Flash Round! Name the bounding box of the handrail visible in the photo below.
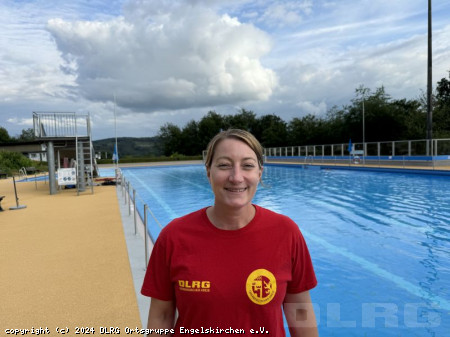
[33,111,90,139]
[116,169,163,269]
[18,167,27,181]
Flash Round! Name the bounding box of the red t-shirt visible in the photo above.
[141,205,317,336]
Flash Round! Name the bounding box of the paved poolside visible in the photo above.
[266,160,450,172]
[0,176,142,333]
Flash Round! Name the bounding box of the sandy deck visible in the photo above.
[0,177,141,332]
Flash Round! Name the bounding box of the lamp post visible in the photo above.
[114,93,118,170]
[362,94,366,165]
[426,0,433,156]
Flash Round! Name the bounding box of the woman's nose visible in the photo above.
[229,166,244,182]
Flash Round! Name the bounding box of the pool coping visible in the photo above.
[265,162,450,176]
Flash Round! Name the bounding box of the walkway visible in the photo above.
[0,177,141,332]
[265,159,450,172]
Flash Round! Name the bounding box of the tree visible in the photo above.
[433,73,450,137]
[223,109,258,132]
[17,128,36,141]
[0,126,11,143]
[198,111,224,148]
[255,114,287,148]
[288,115,320,145]
[324,105,349,143]
[180,120,201,155]
[348,86,414,142]
[436,73,450,107]
[158,123,183,156]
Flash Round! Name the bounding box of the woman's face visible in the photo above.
[207,138,262,211]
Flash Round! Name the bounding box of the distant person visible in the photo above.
[141,129,318,336]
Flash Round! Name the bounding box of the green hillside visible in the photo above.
[93,137,163,158]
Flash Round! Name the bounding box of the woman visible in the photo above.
[141,129,318,336]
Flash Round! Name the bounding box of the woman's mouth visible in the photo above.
[225,187,247,192]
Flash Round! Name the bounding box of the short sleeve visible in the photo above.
[141,231,174,301]
[286,228,317,293]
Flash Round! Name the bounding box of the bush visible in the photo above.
[0,151,34,176]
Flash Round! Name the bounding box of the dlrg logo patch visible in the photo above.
[246,269,277,305]
[178,280,211,292]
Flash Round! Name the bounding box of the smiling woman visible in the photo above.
[205,129,263,229]
[141,129,318,337]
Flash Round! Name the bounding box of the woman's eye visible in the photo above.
[243,164,255,169]
[217,163,231,169]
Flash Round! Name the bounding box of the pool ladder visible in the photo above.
[19,167,27,181]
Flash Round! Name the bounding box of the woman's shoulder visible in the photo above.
[175,207,206,223]
[160,207,207,235]
[254,205,299,231]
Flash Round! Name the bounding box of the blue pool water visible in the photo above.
[117,164,450,336]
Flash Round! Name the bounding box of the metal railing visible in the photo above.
[18,167,27,181]
[116,169,163,269]
[264,138,450,169]
[33,111,91,138]
[264,138,450,157]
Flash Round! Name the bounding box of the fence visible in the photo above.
[264,139,450,157]
[264,138,450,168]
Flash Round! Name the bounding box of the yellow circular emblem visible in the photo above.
[246,269,277,305]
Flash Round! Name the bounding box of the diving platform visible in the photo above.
[33,112,99,195]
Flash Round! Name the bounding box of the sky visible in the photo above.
[1,0,449,140]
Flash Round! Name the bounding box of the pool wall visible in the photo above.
[266,155,450,168]
[265,161,450,176]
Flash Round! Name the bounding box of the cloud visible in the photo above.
[46,1,277,112]
[258,0,313,27]
[1,0,449,140]
[6,118,33,127]
[0,1,80,104]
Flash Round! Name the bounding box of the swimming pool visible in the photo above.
[118,164,450,336]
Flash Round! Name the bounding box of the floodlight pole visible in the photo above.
[426,0,433,156]
[114,93,118,170]
[362,94,366,165]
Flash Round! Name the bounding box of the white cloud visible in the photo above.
[46,1,278,112]
[1,0,449,140]
[295,100,327,116]
[258,1,313,27]
[6,118,33,127]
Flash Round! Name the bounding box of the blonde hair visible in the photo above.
[204,129,264,169]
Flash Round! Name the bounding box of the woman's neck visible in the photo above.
[206,204,255,230]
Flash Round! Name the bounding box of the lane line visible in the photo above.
[126,171,179,220]
[303,230,450,311]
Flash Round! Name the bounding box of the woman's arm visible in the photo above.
[147,298,176,329]
[283,291,319,337]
